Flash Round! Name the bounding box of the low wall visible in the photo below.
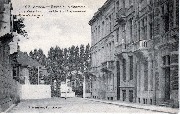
[21,85,51,100]
[85,93,91,98]
[61,92,75,98]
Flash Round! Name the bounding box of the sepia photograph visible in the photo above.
[0,0,179,113]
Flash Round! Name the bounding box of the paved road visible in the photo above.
[9,97,167,113]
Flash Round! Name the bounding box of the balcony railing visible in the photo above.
[139,40,148,49]
[115,43,127,55]
[133,40,152,51]
[101,61,115,72]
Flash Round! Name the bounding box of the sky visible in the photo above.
[11,0,107,55]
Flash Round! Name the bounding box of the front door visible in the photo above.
[164,67,170,100]
[116,61,120,100]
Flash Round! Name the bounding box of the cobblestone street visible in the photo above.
[9,97,168,113]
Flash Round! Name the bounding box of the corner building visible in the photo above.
[0,0,21,112]
[89,0,179,108]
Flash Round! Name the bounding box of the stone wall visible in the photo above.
[0,39,20,112]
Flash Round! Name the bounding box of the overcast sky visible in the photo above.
[11,0,106,55]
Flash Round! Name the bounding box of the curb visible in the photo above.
[3,104,16,113]
[85,98,179,114]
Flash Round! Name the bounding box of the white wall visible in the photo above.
[61,92,75,98]
[20,85,51,100]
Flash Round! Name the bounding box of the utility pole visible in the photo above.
[65,75,67,99]
[83,75,86,98]
[38,66,39,85]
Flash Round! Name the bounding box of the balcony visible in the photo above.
[101,61,115,72]
[115,43,127,55]
[116,8,127,23]
[133,40,153,59]
[133,40,153,51]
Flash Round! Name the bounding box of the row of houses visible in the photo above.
[89,0,178,108]
[0,0,49,111]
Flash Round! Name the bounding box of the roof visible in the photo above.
[88,0,112,26]
[16,51,45,69]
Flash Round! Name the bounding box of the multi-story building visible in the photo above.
[89,0,117,100]
[89,0,179,108]
[0,0,21,112]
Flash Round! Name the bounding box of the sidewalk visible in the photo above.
[85,98,179,114]
[3,104,16,113]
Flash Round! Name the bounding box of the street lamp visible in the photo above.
[64,66,69,99]
[83,73,86,98]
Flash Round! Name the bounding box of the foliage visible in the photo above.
[28,44,91,97]
[13,16,28,37]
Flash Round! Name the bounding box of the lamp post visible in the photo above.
[65,66,69,99]
[83,74,86,98]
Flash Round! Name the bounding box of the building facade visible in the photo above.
[0,0,21,112]
[89,0,178,108]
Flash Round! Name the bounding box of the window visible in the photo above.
[150,69,153,90]
[144,61,148,91]
[116,28,119,42]
[143,98,145,104]
[122,0,125,9]
[163,55,170,66]
[98,25,100,39]
[129,18,133,42]
[134,24,138,41]
[164,14,169,32]
[13,67,18,79]
[122,90,126,101]
[102,21,104,37]
[138,21,140,41]
[149,13,153,39]
[129,0,133,7]
[129,90,133,102]
[95,27,97,41]
[122,24,126,44]
[123,59,126,81]
[106,18,108,35]
[150,99,153,105]
[138,98,141,103]
[116,1,119,11]
[109,15,112,32]
[129,56,133,80]
[149,23,153,39]
[141,17,147,40]
[162,5,164,15]
[176,0,179,25]
[155,72,159,90]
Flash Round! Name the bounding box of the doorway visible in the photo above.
[116,61,120,100]
[164,67,170,100]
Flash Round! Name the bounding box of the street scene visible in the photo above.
[0,0,179,113]
[8,98,168,113]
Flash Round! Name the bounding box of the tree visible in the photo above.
[13,15,28,37]
[42,44,91,97]
[28,48,48,85]
[84,43,91,71]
